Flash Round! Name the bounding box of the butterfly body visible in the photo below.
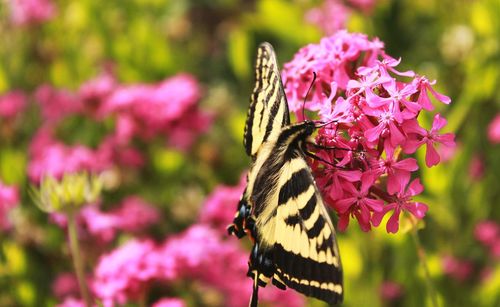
[228,43,343,306]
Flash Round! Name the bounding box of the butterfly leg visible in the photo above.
[227,195,252,239]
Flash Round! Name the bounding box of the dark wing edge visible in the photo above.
[243,42,291,157]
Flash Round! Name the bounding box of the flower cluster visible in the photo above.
[282,31,455,233]
[7,0,56,26]
[92,225,303,307]
[474,220,500,260]
[198,175,247,233]
[50,196,160,243]
[0,90,27,120]
[28,73,210,182]
[0,180,19,231]
[306,0,377,35]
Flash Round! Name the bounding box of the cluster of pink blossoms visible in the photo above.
[0,91,27,120]
[7,0,56,26]
[28,72,211,182]
[50,196,161,243]
[282,31,455,233]
[92,225,303,307]
[306,0,377,35]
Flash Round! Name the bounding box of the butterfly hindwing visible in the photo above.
[244,42,291,157]
[272,152,343,304]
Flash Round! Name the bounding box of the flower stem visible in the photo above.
[67,210,92,307]
[410,219,438,307]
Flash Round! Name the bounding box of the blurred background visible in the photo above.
[0,0,499,306]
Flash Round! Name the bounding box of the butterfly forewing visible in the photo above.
[244,42,291,157]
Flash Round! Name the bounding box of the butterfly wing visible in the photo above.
[273,154,343,304]
[243,42,291,158]
[254,145,343,305]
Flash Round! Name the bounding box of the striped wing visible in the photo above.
[244,42,291,157]
[257,154,343,304]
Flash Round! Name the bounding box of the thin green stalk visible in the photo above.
[67,210,92,307]
[410,220,438,307]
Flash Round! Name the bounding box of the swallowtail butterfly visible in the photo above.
[228,42,343,306]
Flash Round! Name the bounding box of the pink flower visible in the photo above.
[370,148,418,194]
[348,0,377,14]
[27,132,111,183]
[0,181,19,231]
[35,85,83,123]
[8,0,55,26]
[102,74,210,147]
[152,298,186,307]
[403,114,455,167]
[111,196,160,232]
[93,239,160,304]
[282,30,453,232]
[413,76,451,111]
[372,179,428,233]
[93,225,303,306]
[487,114,500,144]
[335,174,384,231]
[305,0,350,35]
[442,255,474,282]
[56,297,87,307]
[0,90,26,119]
[199,176,246,233]
[468,154,485,180]
[78,72,117,117]
[52,273,80,299]
[474,220,499,247]
[282,31,384,112]
[51,197,160,242]
[379,280,404,301]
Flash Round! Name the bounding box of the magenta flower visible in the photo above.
[28,133,111,183]
[487,113,500,144]
[335,174,384,231]
[305,0,350,35]
[413,76,451,111]
[283,30,453,233]
[52,272,80,299]
[371,148,418,194]
[442,255,474,282]
[93,239,160,304]
[93,225,303,306]
[152,298,186,307]
[474,220,499,247]
[379,280,404,301]
[372,179,428,233]
[363,102,406,149]
[199,176,246,233]
[35,85,83,123]
[0,90,26,119]
[0,181,19,231]
[8,0,56,26]
[282,30,384,112]
[403,114,455,167]
[56,297,87,307]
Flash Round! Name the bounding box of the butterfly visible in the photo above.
[228,42,343,306]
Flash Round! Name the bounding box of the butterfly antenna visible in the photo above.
[302,72,317,121]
